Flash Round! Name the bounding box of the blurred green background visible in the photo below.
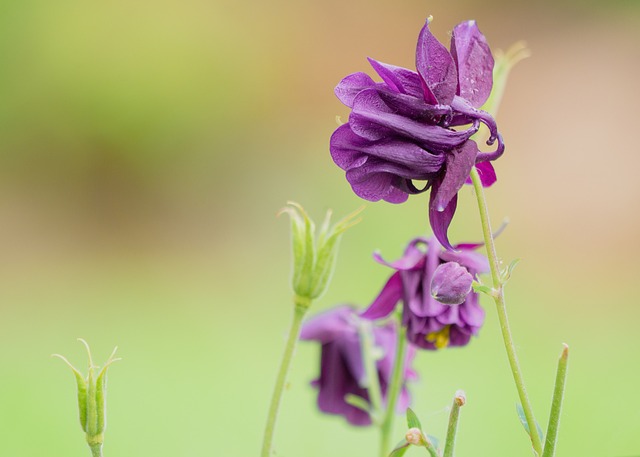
[0,0,639,455]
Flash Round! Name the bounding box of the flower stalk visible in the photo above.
[443,391,466,457]
[542,344,569,457]
[469,166,543,455]
[261,303,307,457]
[379,325,408,457]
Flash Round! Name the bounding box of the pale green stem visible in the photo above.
[379,325,408,457]
[358,320,384,419]
[470,167,543,455]
[443,395,464,457]
[89,444,102,457]
[261,298,308,457]
[542,344,569,457]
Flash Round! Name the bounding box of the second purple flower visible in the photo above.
[330,19,504,250]
[361,237,489,350]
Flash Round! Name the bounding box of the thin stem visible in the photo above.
[89,444,102,457]
[542,344,569,457]
[379,325,408,457]
[443,393,465,457]
[358,320,384,419]
[261,300,308,457]
[470,167,543,455]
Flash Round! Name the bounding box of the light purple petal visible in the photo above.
[373,239,428,270]
[360,272,403,320]
[450,20,494,108]
[429,177,458,251]
[335,72,377,108]
[430,262,473,305]
[300,306,355,343]
[431,140,478,212]
[459,295,485,327]
[440,249,490,275]
[465,161,497,187]
[415,19,458,105]
[338,334,366,386]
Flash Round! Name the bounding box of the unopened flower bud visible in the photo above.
[405,427,424,446]
[279,202,362,305]
[53,339,120,456]
[430,262,473,305]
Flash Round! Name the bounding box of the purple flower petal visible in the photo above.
[330,123,445,174]
[415,19,458,105]
[431,140,479,212]
[450,20,494,108]
[440,249,490,275]
[430,262,473,305]
[300,305,355,343]
[349,89,478,148]
[429,178,458,251]
[335,72,377,108]
[459,295,485,327]
[464,161,497,187]
[373,239,428,270]
[360,272,403,319]
[367,58,424,98]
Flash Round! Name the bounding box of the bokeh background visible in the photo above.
[0,0,639,455]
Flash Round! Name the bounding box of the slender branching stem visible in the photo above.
[470,166,543,455]
[379,325,408,457]
[542,344,569,457]
[261,299,308,457]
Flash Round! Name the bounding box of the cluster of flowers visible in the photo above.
[302,19,501,425]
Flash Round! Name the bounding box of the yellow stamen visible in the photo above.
[426,326,450,349]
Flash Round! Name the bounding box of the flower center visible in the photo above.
[426,325,450,349]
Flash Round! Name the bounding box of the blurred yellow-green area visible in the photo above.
[1,0,639,455]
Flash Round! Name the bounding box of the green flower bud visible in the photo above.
[279,202,362,306]
[53,339,120,457]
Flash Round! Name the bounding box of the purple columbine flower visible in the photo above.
[330,19,503,250]
[300,305,416,426]
[361,237,489,350]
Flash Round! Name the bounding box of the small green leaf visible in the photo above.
[344,394,370,413]
[501,258,521,284]
[472,282,495,297]
[516,404,544,442]
[406,408,423,430]
[389,440,410,457]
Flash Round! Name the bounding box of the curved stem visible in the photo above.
[470,167,543,455]
[261,302,308,457]
[379,325,408,457]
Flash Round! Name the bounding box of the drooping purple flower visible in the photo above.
[361,237,488,350]
[330,19,503,250]
[300,305,417,426]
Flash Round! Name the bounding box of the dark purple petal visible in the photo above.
[415,19,458,105]
[344,157,410,203]
[448,326,473,347]
[335,72,377,108]
[338,333,366,385]
[367,58,424,97]
[429,177,458,251]
[360,272,403,319]
[450,20,494,108]
[349,88,478,148]
[431,140,478,212]
[330,123,445,173]
[430,262,473,305]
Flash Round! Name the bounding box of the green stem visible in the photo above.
[358,320,384,419]
[443,393,465,457]
[89,444,102,457]
[542,344,569,457]
[261,300,308,457]
[379,325,408,457]
[470,167,543,455]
